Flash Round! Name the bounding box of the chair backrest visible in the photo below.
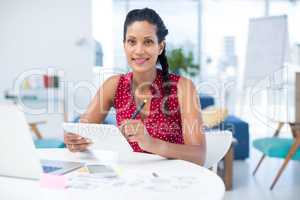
[204,130,233,168]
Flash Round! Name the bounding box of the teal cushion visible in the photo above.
[253,138,300,161]
[34,138,65,149]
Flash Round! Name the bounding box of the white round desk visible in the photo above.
[0,148,225,200]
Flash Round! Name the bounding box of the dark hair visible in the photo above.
[123,8,171,114]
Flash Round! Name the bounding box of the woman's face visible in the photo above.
[124,21,164,73]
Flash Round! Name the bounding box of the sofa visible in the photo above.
[199,94,249,160]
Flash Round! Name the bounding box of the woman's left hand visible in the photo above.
[120,119,154,150]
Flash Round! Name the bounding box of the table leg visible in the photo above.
[223,144,233,190]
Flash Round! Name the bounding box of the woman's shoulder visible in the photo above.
[177,75,196,93]
[103,71,132,86]
[99,75,120,99]
[104,74,121,87]
[166,71,191,85]
[104,71,135,96]
[156,68,179,82]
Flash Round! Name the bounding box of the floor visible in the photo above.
[224,95,300,200]
[224,150,300,200]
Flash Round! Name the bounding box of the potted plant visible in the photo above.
[167,47,200,77]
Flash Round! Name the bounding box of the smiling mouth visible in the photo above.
[132,58,150,65]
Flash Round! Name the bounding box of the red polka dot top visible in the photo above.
[113,68,184,152]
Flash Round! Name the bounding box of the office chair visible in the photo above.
[252,122,300,190]
[204,131,233,171]
[29,120,65,148]
[202,106,232,168]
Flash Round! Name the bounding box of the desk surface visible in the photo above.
[0,149,225,200]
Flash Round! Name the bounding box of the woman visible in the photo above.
[64,8,206,165]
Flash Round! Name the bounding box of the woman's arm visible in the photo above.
[79,75,120,123]
[64,75,120,152]
[146,77,206,165]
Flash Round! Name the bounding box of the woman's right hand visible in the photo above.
[64,133,92,152]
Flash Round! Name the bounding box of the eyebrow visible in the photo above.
[126,35,155,39]
[144,36,154,39]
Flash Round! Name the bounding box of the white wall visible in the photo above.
[0,0,94,95]
[0,0,94,138]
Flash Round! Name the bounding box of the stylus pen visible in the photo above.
[131,99,147,119]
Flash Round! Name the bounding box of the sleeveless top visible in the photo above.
[113,68,184,152]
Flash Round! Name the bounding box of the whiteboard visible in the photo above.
[244,15,289,84]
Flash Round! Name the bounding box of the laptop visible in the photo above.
[0,103,83,180]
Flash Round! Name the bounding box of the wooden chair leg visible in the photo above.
[29,123,43,139]
[273,122,284,137]
[252,154,266,176]
[223,144,233,190]
[28,121,46,140]
[270,140,300,190]
[253,122,284,176]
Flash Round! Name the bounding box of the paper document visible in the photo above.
[67,168,202,192]
[63,123,131,152]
